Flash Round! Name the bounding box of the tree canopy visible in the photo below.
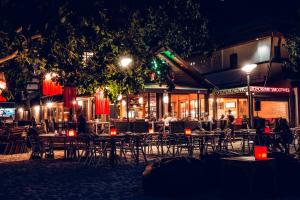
[0,0,210,103]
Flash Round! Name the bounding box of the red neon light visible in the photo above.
[250,86,290,93]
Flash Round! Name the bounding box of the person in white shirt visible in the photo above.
[163,114,173,127]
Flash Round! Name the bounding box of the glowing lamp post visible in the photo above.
[241,64,257,128]
[119,57,133,68]
[254,146,268,160]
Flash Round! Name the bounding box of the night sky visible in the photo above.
[201,0,300,45]
[1,0,299,47]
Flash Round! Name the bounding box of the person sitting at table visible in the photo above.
[31,116,37,127]
[226,110,235,140]
[219,114,225,120]
[273,118,293,153]
[163,113,172,129]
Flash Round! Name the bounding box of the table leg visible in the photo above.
[64,138,67,159]
[200,137,204,157]
[110,138,116,166]
[136,137,140,165]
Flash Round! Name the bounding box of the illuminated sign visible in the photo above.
[214,86,290,95]
[225,102,236,108]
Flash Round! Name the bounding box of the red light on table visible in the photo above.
[254,146,268,160]
[110,127,117,136]
[148,128,154,134]
[185,128,192,136]
[264,127,270,134]
[67,129,77,137]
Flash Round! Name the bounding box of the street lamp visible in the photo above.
[119,56,133,68]
[242,64,257,128]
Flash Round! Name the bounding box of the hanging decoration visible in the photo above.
[42,73,63,96]
[0,95,7,102]
[95,90,110,115]
[63,87,76,108]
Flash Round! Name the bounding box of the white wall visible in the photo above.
[221,37,271,69]
[188,35,288,74]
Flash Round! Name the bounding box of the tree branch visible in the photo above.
[0,34,42,65]
[0,50,18,64]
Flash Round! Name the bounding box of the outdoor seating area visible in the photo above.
[1,120,300,168]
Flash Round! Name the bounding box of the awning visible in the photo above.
[144,84,207,94]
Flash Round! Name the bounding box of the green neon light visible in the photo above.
[163,50,175,60]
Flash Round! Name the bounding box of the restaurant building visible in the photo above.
[187,32,300,127]
[26,48,214,125]
[16,33,300,128]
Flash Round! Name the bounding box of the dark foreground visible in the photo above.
[0,155,299,200]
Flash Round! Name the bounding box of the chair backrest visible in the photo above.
[184,121,200,130]
[114,121,130,133]
[132,121,148,133]
[169,121,185,134]
[201,121,212,131]
[224,128,232,138]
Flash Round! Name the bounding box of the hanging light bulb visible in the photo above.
[138,96,143,104]
[117,94,123,101]
[45,73,51,81]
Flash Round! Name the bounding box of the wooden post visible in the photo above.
[168,93,172,114]
[147,92,151,118]
[197,92,200,120]
[204,93,209,113]
[213,94,217,120]
[156,93,160,119]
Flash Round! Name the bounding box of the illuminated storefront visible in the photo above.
[212,86,291,123]
[118,86,207,120]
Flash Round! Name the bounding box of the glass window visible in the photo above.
[257,101,289,120]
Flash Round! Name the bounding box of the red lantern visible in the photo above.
[95,91,110,115]
[264,126,270,135]
[63,87,76,108]
[185,128,192,136]
[42,73,62,96]
[254,146,268,160]
[0,95,7,102]
[67,129,77,137]
[110,127,117,136]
